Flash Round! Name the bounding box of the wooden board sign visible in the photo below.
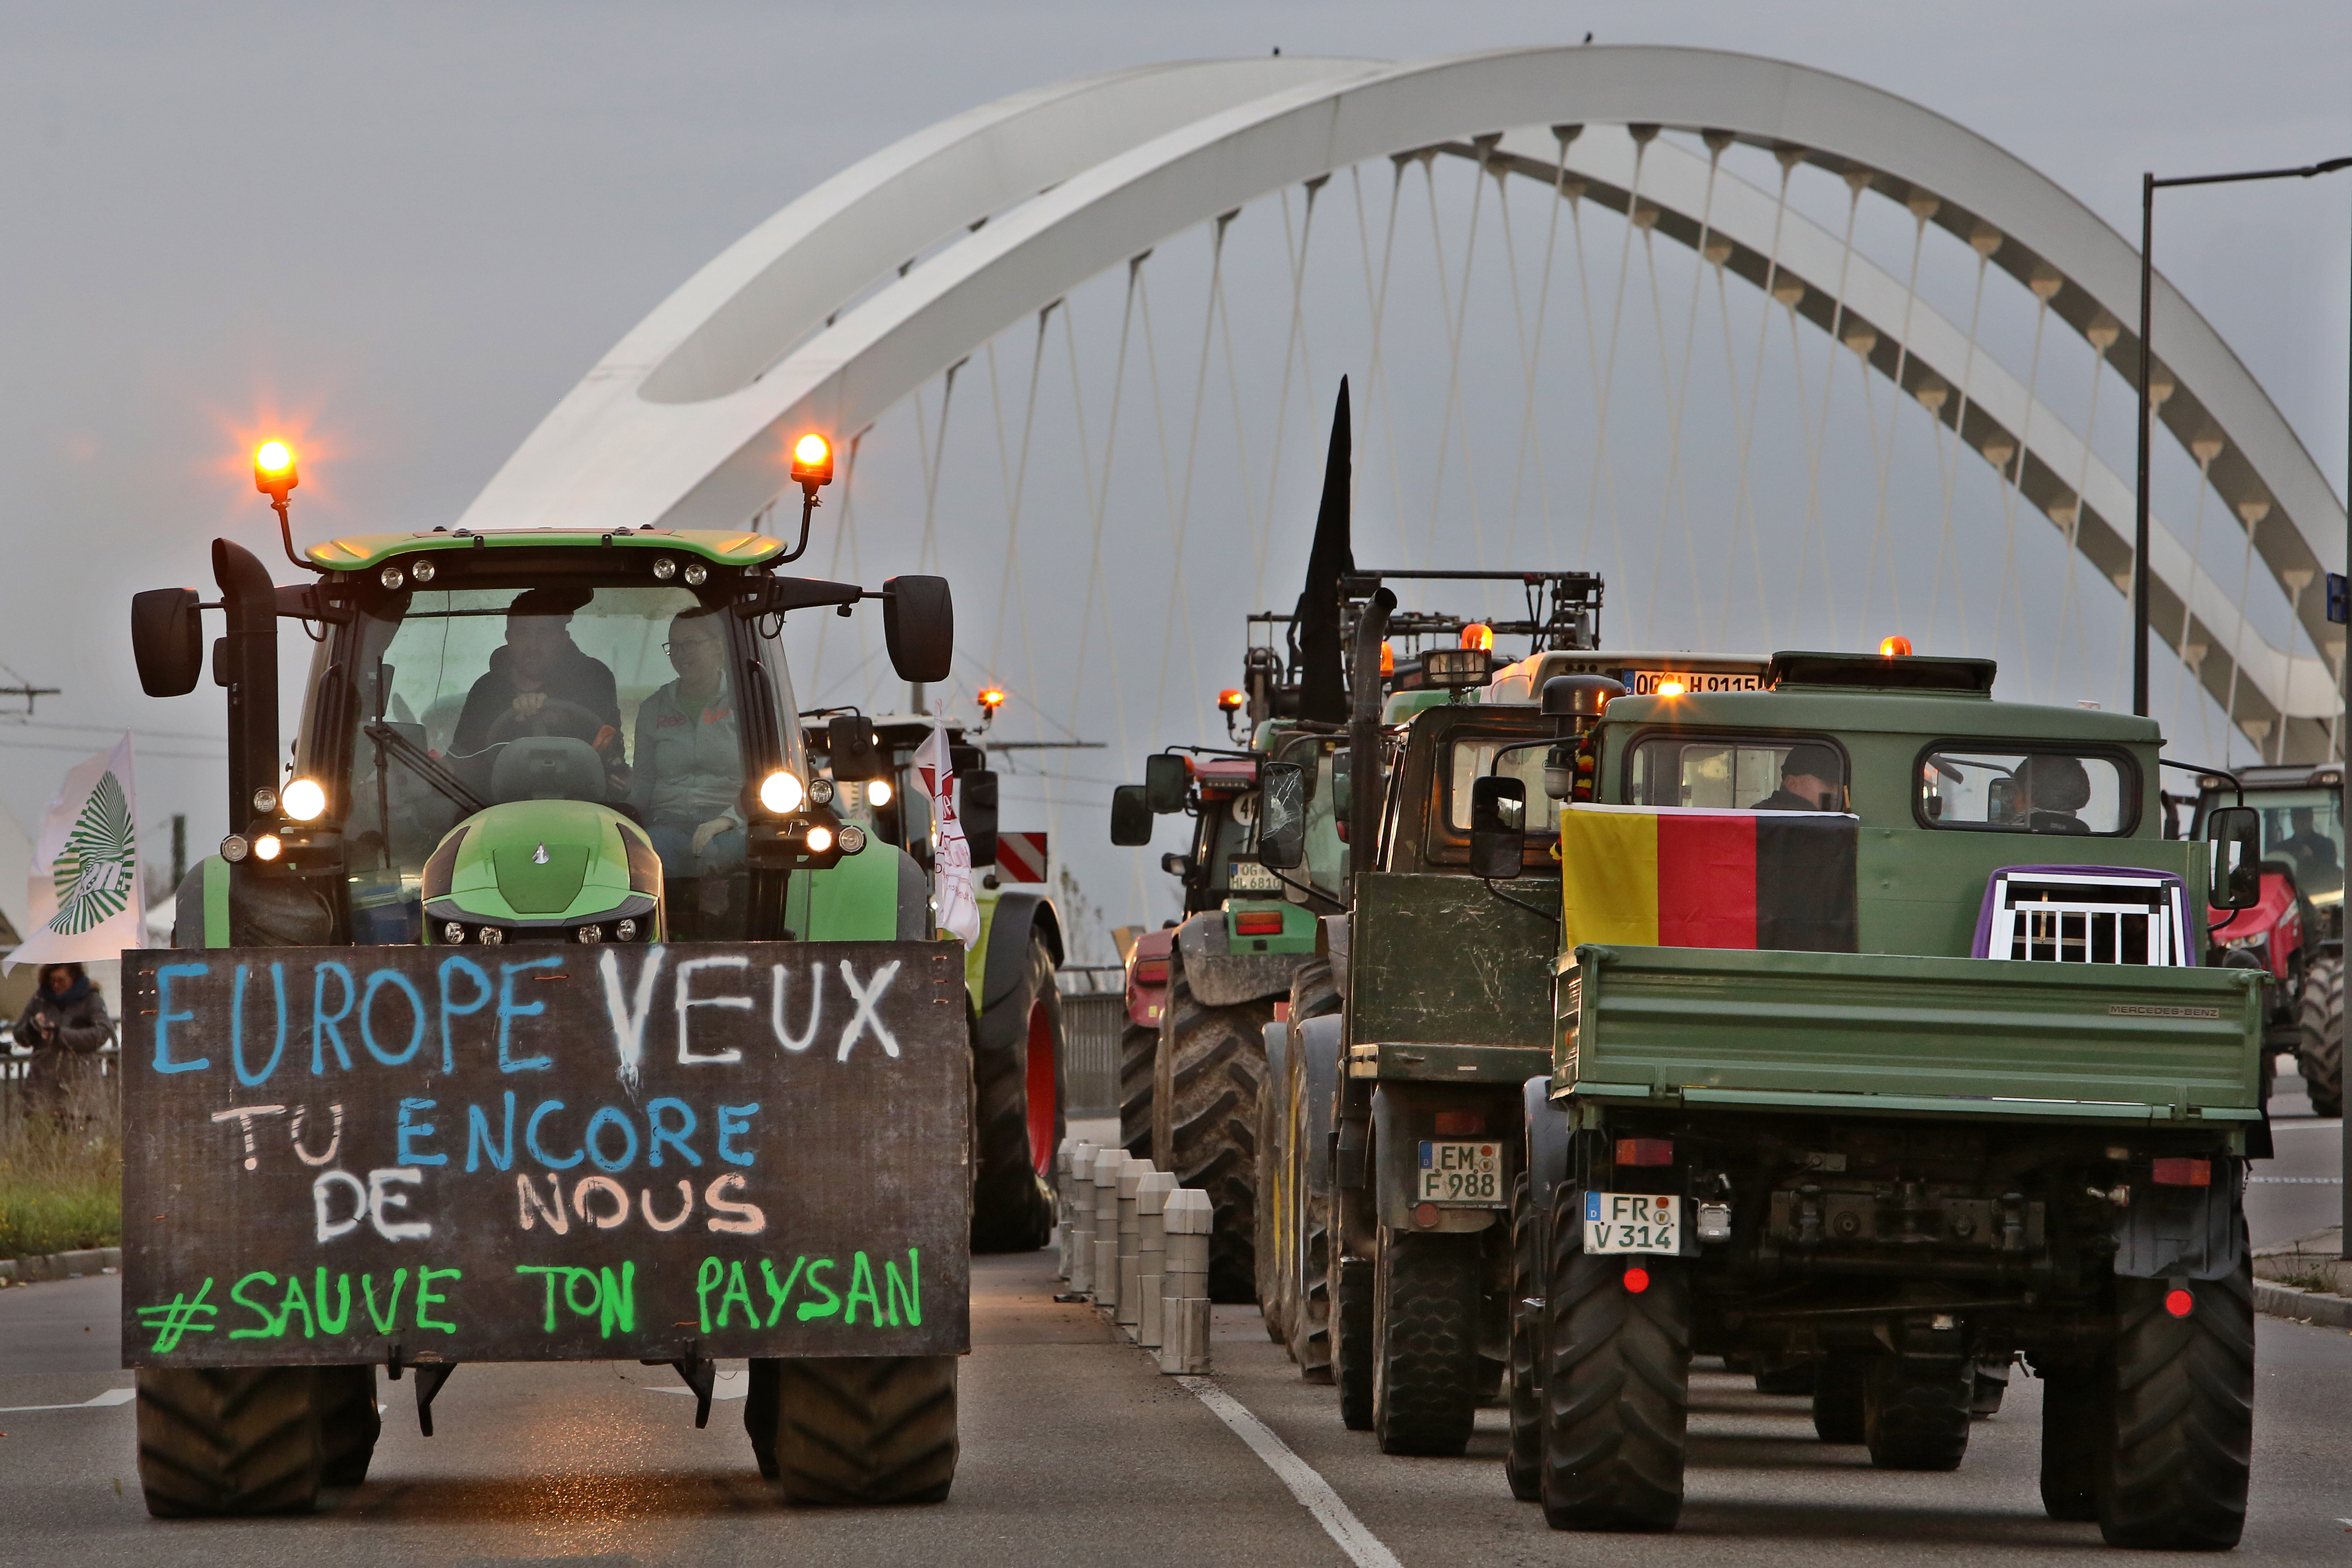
[119,941,971,1366]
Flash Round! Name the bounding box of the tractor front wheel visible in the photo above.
[135,1366,323,1518]
[2298,954,2344,1118]
[747,1355,958,1505]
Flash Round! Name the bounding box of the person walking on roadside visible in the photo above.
[15,963,112,1127]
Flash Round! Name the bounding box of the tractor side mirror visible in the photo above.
[1145,754,1190,814]
[131,587,204,697]
[2207,805,2263,910]
[1110,785,1154,846]
[882,575,954,683]
[1469,775,1527,880]
[826,714,883,781]
[1258,761,1306,869]
[959,769,999,867]
[1331,754,1352,816]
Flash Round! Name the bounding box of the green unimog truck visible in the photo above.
[123,503,981,1517]
[1489,650,2263,1551]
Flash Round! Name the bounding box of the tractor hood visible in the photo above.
[421,799,662,943]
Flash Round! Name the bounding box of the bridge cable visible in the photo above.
[1640,133,1722,645]
[1254,181,1324,605]
[983,310,1054,759]
[1150,216,1233,748]
[1060,262,1142,871]
[1577,129,1643,609]
[1498,133,1573,569]
[1992,278,2058,698]
[2168,444,2221,755]
[2056,319,2122,705]
[1930,236,1998,654]
[1352,161,1414,568]
[1863,195,1935,643]
[915,363,963,578]
[1792,169,1869,647]
[1134,259,1202,831]
[1716,149,1798,649]
[1423,143,1493,579]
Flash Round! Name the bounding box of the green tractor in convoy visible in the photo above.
[1266,644,2263,1550]
[808,707,1069,1250]
[123,447,993,1516]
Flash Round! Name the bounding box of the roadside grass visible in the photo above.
[2270,1262,2342,1295]
[0,1077,122,1261]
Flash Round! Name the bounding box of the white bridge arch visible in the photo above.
[459,45,2347,762]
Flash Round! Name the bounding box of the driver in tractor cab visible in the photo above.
[2274,805,2341,887]
[1751,741,1844,811]
[630,604,746,886]
[450,585,625,767]
[2021,753,2093,834]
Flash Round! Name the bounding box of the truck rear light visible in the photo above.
[1615,1138,1674,1167]
[1234,910,1285,936]
[1133,960,1168,985]
[1434,1111,1486,1135]
[2151,1158,2211,1187]
[1622,1265,1651,1294]
[2164,1287,2194,1318]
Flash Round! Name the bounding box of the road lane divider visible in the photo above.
[1177,1376,1402,1568]
[1057,1137,1210,1371]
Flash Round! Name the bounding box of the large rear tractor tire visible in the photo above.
[972,936,1064,1254]
[2097,1262,2255,1550]
[1539,1187,1690,1532]
[1371,1231,1483,1457]
[135,1366,323,1518]
[1811,1352,1869,1444]
[748,1355,959,1506]
[2038,1361,2108,1521]
[1152,948,1274,1302]
[1862,1355,1972,1471]
[1334,1255,1375,1430]
[2298,954,2344,1119]
[1284,961,1342,1383]
[1257,1021,1294,1346]
[316,1365,382,1486]
[1505,1173,1546,1502]
[1118,1021,1157,1159]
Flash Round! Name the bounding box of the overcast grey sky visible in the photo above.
[1,1,2345,929]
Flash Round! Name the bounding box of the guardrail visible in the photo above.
[1055,1135,1212,1374]
[1057,966,1126,1119]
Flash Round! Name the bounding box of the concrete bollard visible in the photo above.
[1066,1140,1098,1294]
[1056,1138,1082,1280]
[1135,1170,1175,1347]
[1091,1148,1123,1310]
[1115,1156,1150,1328]
[1156,1187,1214,1374]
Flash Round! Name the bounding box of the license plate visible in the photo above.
[1629,670,1762,696]
[1584,1192,1681,1254]
[1417,1140,1505,1205]
[1228,859,1279,893]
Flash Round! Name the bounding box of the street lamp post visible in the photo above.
[2130,154,2352,1259]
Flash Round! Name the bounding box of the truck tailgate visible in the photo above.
[1558,943,2262,1125]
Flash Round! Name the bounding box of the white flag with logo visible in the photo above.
[914,719,981,948]
[7,735,142,971]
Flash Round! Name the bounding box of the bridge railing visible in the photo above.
[1057,966,1127,1119]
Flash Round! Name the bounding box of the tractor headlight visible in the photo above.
[806,824,835,855]
[574,924,604,944]
[252,833,283,862]
[615,917,640,942]
[442,921,468,944]
[865,778,893,808]
[477,926,504,947]
[283,777,328,822]
[759,768,806,814]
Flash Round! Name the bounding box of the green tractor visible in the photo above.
[125,494,979,1515]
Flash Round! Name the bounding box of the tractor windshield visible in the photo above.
[2213,787,2345,908]
[303,582,802,941]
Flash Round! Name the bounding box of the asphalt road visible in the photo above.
[2252,1060,2344,1248]
[5,1234,2350,1565]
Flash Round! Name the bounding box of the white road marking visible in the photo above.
[2272,1120,2343,1132]
[2250,1175,2342,1184]
[1177,1376,1403,1568]
[0,1387,134,1413]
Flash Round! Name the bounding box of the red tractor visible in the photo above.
[2190,763,2344,1116]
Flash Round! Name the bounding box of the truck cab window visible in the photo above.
[1447,738,1553,831]
[1628,735,1846,811]
[1919,748,2128,835]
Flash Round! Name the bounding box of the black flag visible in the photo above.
[1294,378,1354,723]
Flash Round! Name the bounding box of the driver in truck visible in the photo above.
[451,584,624,759]
[1750,741,1844,811]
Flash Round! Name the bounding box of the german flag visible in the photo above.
[1559,804,1859,953]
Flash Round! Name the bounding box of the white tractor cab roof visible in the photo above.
[1483,649,1771,705]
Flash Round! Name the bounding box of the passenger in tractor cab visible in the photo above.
[2019,753,2093,835]
[451,586,625,765]
[1750,742,1844,812]
[631,605,746,899]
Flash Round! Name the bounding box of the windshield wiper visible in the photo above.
[364,722,488,817]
